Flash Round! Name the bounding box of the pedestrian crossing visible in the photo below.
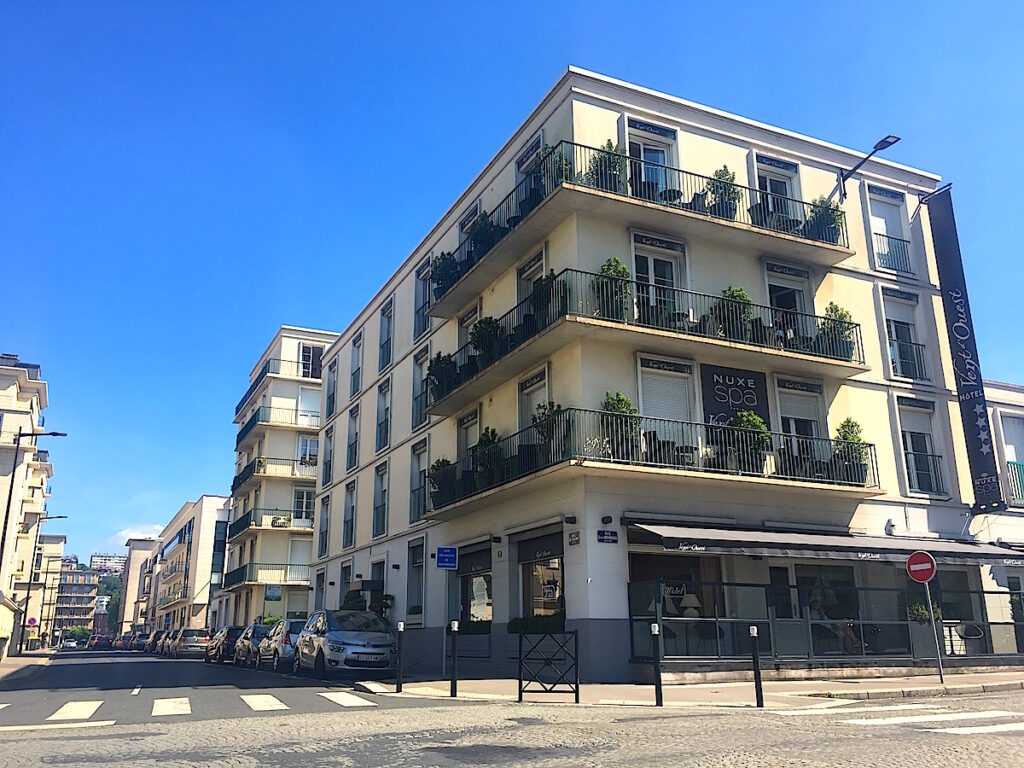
[771,702,1024,737]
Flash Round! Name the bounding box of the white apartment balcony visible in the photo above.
[231,457,317,495]
[234,359,322,420]
[235,406,321,451]
[221,562,310,591]
[227,507,314,542]
[160,561,186,585]
[157,587,188,608]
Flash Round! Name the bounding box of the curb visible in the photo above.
[811,680,1024,700]
[0,656,52,684]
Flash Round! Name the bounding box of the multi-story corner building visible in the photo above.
[89,553,127,575]
[53,565,98,635]
[14,532,64,650]
[212,326,338,629]
[152,496,228,631]
[0,354,54,659]
[311,68,1024,682]
[116,537,159,635]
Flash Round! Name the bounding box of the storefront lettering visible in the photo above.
[857,552,882,560]
[676,543,707,552]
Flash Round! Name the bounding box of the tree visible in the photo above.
[105,586,122,629]
[66,626,91,642]
[97,574,121,597]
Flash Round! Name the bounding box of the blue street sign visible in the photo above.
[436,546,458,570]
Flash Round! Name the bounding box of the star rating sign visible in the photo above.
[974,404,985,415]
[976,415,988,428]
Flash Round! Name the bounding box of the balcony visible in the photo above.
[228,507,315,541]
[905,451,946,495]
[873,232,913,274]
[429,408,880,514]
[235,358,322,418]
[161,562,185,582]
[428,268,867,416]
[222,562,311,590]
[236,406,321,448]
[231,457,317,493]
[1008,461,1024,507]
[157,587,188,607]
[430,141,852,318]
[889,338,930,381]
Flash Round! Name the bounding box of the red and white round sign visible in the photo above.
[907,550,937,584]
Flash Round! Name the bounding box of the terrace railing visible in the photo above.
[905,451,946,495]
[873,232,914,274]
[236,406,321,446]
[889,338,930,381]
[1009,461,1024,507]
[231,457,318,492]
[235,359,321,417]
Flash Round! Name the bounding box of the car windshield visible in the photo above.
[287,620,306,633]
[252,626,269,637]
[225,628,243,638]
[325,611,390,633]
[181,629,205,638]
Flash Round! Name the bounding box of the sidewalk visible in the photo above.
[360,670,1024,708]
[0,650,54,684]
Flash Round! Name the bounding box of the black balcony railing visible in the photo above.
[1008,461,1024,506]
[873,232,914,274]
[350,367,361,397]
[342,512,355,549]
[414,301,430,338]
[236,406,321,446]
[372,503,388,538]
[379,338,392,371]
[410,484,427,523]
[429,268,864,404]
[412,390,429,428]
[889,338,930,381]
[322,456,333,486]
[346,439,358,470]
[227,508,316,541]
[906,451,946,495]
[376,417,390,452]
[235,359,321,417]
[428,408,879,509]
[431,141,850,302]
[231,457,318,492]
[223,562,310,589]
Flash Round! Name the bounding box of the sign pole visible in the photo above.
[924,581,945,684]
[395,621,404,694]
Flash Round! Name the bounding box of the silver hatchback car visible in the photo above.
[293,610,395,676]
[256,618,306,672]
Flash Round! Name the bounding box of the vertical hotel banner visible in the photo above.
[927,188,1004,511]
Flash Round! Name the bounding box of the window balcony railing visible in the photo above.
[231,457,318,492]
[379,338,393,371]
[346,440,358,470]
[431,141,850,302]
[157,587,188,607]
[429,268,865,405]
[905,451,946,495]
[350,367,361,398]
[410,483,427,523]
[322,456,333,486]
[414,301,430,338]
[162,562,185,578]
[1008,461,1024,506]
[236,406,321,447]
[222,562,311,590]
[228,507,315,540]
[342,514,355,549]
[429,408,879,509]
[873,232,914,274]
[376,418,390,452]
[412,390,429,429]
[235,358,322,417]
[889,339,930,381]
[372,503,388,538]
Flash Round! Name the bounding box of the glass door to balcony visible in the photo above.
[768,277,810,347]
[628,140,667,202]
[888,320,923,380]
[903,429,939,493]
[758,172,794,220]
[634,252,679,328]
[298,387,319,427]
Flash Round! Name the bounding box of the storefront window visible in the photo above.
[522,559,563,618]
[460,573,492,623]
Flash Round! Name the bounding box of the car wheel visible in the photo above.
[313,651,326,678]
[203,652,210,664]
[232,652,239,666]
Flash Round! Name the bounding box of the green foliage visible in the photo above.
[262,614,283,626]
[428,457,452,490]
[599,256,631,280]
[430,251,459,292]
[601,391,637,415]
[728,410,772,452]
[340,590,366,610]
[468,211,501,252]
[407,604,423,615]
[908,601,941,622]
[105,587,122,626]
[473,427,503,473]
[713,286,754,322]
[469,316,501,356]
[706,165,742,204]
[808,195,846,228]
[426,352,456,396]
[476,426,501,450]
[507,612,566,634]
[821,302,855,342]
[97,574,121,597]
[530,269,562,314]
[65,626,91,641]
[532,401,564,442]
[540,145,573,182]
[586,140,626,189]
[835,417,869,463]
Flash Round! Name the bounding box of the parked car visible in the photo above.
[88,635,112,650]
[257,618,306,672]
[293,610,395,676]
[61,639,78,649]
[204,626,244,664]
[170,628,211,659]
[145,630,166,653]
[129,633,149,651]
[117,633,132,650]
[159,629,180,656]
[233,624,270,668]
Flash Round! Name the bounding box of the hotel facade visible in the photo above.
[310,68,1024,681]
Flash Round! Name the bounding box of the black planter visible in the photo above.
[596,170,619,193]
[722,316,751,342]
[806,218,841,245]
[736,448,766,475]
[710,200,738,220]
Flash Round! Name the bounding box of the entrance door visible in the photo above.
[634,252,678,326]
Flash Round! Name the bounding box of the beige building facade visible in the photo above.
[53,564,98,635]
[116,537,159,635]
[16,532,64,650]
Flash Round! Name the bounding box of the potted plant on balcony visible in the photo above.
[468,211,507,257]
[805,195,845,245]
[532,400,567,465]
[469,315,504,367]
[473,427,503,488]
[530,269,567,329]
[815,302,856,360]
[428,457,454,508]
[711,286,754,342]
[706,165,743,220]
[601,391,641,462]
[426,352,457,401]
[431,251,460,301]
[727,410,771,475]
[586,140,625,193]
[541,144,574,186]
[833,417,869,486]
[592,257,632,322]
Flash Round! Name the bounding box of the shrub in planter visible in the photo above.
[473,427,504,487]
[586,140,625,193]
[530,269,567,326]
[426,352,457,400]
[430,251,459,300]
[468,212,504,255]
[601,391,641,461]
[532,401,566,463]
[507,611,566,634]
[593,256,633,321]
[712,286,754,341]
[833,417,869,485]
[727,410,771,474]
[908,601,941,623]
[427,457,454,507]
[816,302,856,360]
[805,195,846,245]
[706,165,743,220]
[469,316,503,365]
[541,145,574,185]
[340,590,366,611]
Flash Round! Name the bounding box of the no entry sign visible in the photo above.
[907,550,937,584]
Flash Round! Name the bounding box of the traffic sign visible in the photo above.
[27,617,37,626]
[906,550,937,584]
[436,546,458,570]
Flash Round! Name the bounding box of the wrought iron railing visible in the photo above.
[231,457,318,492]
[236,406,321,446]
[350,366,361,397]
[431,141,850,301]
[410,484,427,523]
[376,417,390,452]
[228,508,314,540]
[1008,461,1024,507]
[889,338,930,381]
[372,503,388,538]
[905,451,946,495]
[429,268,864,404]
[414,301,430,338]
[157,587,188,607]
[235,359,321,416]
[342,510,355,549]
[222,562,310,589]
[873,232,914,274]
[346,439,358,470]
[428,408,878,509]
[379,338,392,371]
[412,390,429,428]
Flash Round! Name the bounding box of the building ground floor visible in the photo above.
[209,584,309,630]
[154,601,209,632]
[312,474,1024,682]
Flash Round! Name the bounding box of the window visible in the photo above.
[412,347,429,429]
[293,486,315,522]
[457,305,478,350]
[340,563,352,608]
[870,194,912,273]
[347,407,359,470]
[887,318,927,381]
[414,260,431,339]
[757,166,796,219]
[766,263,812,346]
[301,344,324,379]
[634,246,681,326]
[456,549,492,625]
[638,358,692,460]
[325,359,338,418]
[342,481,356,549]
[379,299,394,372]
[457,409,479,462]
[407,541,425,623]
[350,334,362,397]
[298,435,319,467]
[314,571,325,611]
[322,427,334,486]
[375,381,391,452]
[518,369,548,432]
[778,385,823,460]
[372,463,388,538]
[318,496,330,558]
[628,137,668,201]
[900,407,944,494]
[410,440,428,523]
[517,252,545,304]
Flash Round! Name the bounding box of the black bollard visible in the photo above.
[651,622,663,707]
[750,625,763,708]
[395,621,404,694]
[450,621,459,698]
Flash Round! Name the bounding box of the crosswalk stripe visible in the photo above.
[0,704,8,712]
[240,694,289,712]
[842,710,1020,726]
[0,720,117,733]
[151,698,191,716]
[47,701,103,721]
[318,691,378,708]
[773,704,944,716]
[929,721,1024,735]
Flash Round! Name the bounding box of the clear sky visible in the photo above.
[2,2,1022,559]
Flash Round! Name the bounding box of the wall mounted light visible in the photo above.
[601,515,613,525]
[564,516,577,525]
[392,563,400,570]
[491,535,502,543]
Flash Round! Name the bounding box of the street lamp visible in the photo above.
[825,134,901,204]
[0,429,67,569]
[17,513,68,654]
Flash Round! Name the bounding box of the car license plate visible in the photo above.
[354,653,384,662]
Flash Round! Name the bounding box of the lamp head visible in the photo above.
[873,135,901,151]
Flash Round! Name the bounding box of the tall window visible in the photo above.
[634,246,682,326]
[301,344,324,379]
[457,305,478,350]
[372,463,388,538]
[757,165,796,219]
[342,480,356,549]
[379,299,394,371]
[412,347,429,429]
[376,381,391,452]
[325,359,338,418]
[410,440,428,523]
[457,409,479,462]
[900,406,944,494]
[628,137,668,200]
[298,435,319,467]
[293,486,315,522]
[887,318,927,381]
[414,260,431,339]
[407,541,425,622]
[870,192,912,274]
[322,426,334,486]
[314,570,325,610]
[318,496,330,558]
[350,333,362,397]
[347,407,359,470]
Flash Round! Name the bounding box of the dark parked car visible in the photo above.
[233,624,270,667]
[87,635,111,650]
[159,629,179,655]
[170,628,211,659]
[129,633,149,651]
[145,630,166,653]
[204,626,244,663]
[116,632,132,650]
[256,618,307,672]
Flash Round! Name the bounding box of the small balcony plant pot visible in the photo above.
[430,252,459,301]
[587,140,625,193]
[593,257,632,322]
[706,166,742,221]
[470,316,503,368]
[805,196,845,245]
[712,286,754,343]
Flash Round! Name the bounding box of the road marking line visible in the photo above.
[130,687,141,696]
[0,720,117,733]
[841,710,1020,726]
[318,691,378,708]
[151,697,191,716]
[240,694,289,711]
[0,704,8,711]
[929,721,1024,735]
[47,701,104,721]
[773,704,945,716]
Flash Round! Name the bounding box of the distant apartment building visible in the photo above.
[153,496,229,631]
[116,537,159,634]
[60,555,78,569]
[211,326,338,629]
[89,553,127,575]
[15,533,64,650]
[53,565,98,634]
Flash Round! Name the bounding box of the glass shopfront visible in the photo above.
[518,532,564,630]
[456,547,492,628]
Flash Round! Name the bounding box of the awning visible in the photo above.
[634,524,1023,566]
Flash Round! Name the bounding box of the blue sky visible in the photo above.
[2,3,1022,558]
